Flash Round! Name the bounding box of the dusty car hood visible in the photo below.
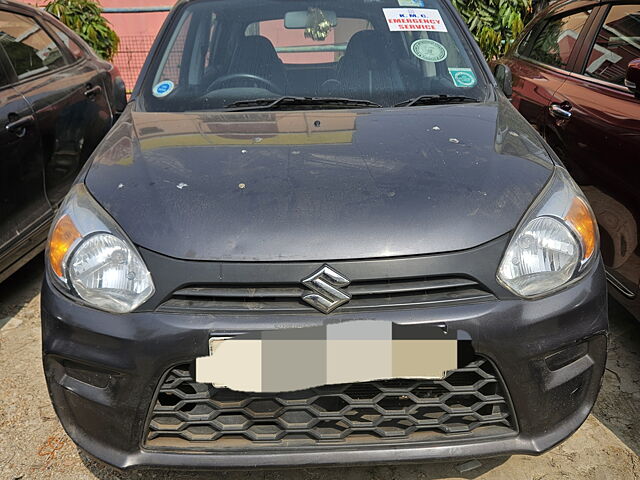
[85,98,554,261]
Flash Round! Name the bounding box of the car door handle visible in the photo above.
[549,103,572,120]
[84,85,102,98]
[5,115,34,136]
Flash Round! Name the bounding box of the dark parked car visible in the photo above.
[497,0,640,319]
[42,0,607,470]
[0,0,126,283]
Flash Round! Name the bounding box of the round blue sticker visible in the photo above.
[153,80,175,98]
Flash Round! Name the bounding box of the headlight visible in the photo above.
[46,184,155,313]
[497,167,598,298]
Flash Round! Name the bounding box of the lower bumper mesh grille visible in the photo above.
[144,357,516,451]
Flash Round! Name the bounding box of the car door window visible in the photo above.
[525,9,592,69]
[584,4,640,85]
[155,11,195,87]
[0,59,9,87]
[0,11,66,81]
[516,29,534,56]
[49,23,84,61]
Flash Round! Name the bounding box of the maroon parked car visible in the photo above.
[497,0,640,319]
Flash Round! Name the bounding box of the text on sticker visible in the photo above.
[383,9,448,32]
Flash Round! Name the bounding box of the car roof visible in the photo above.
[0,0,46,15]
[0,0,98,59]
[0,0,67,26]
[542,0,603,16]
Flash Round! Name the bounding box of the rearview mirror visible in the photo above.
[625,58,640,98]
[494,63,513,98]
[285,10,337,29]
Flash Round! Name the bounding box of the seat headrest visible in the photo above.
[344,31,389,58]
[235,35,280,63]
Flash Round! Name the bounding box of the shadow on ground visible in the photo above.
[592,298,640,456]
[79,451,510,480]
[0,254,43,330]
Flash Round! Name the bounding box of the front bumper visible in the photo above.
[41,253,608,470]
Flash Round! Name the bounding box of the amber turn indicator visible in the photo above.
[566,197,598,261]
[49,214,82,278]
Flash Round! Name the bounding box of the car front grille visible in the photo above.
[144,357,516,451]
[157,276,494,314]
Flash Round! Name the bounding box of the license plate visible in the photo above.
[196,321,458,393]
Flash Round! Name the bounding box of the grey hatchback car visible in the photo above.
[41,0,607,471]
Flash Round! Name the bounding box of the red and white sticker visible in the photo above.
[383,8,448,32]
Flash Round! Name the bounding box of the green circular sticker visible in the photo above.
[411,39,448,63]
[452,70,476,87]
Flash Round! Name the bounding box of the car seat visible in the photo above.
[336,31,404,99]
[226,35,287,91]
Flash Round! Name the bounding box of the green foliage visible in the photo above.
[452,0,533,60]
[44,0,119,61]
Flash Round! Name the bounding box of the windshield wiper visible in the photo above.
[394,94,480,108]
[224,96,382,111]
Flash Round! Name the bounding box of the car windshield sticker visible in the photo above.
[383,8,448,32]
[152,80,175,98]
[398,0,425,6]
[411,39,448,62]
[449,68,477,88]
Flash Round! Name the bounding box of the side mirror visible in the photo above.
[625,59,640,98]
[494,63,513,98]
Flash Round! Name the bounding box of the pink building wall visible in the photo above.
[103,2,173,91]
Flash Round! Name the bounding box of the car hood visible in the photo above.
[85,98,554,261]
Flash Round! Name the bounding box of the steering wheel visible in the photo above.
[207,73,281,93]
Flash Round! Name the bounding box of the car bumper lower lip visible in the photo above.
[41,262,608,470]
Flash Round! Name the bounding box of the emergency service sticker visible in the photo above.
[152,80,175,98]
[411,39,447,62]
[383,8,448,32]
[449,68,477,88]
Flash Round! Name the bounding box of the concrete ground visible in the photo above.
[1,256,639,480]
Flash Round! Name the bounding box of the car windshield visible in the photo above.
[140,0,491,111]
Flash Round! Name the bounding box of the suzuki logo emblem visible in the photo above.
[302,265,352,314]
